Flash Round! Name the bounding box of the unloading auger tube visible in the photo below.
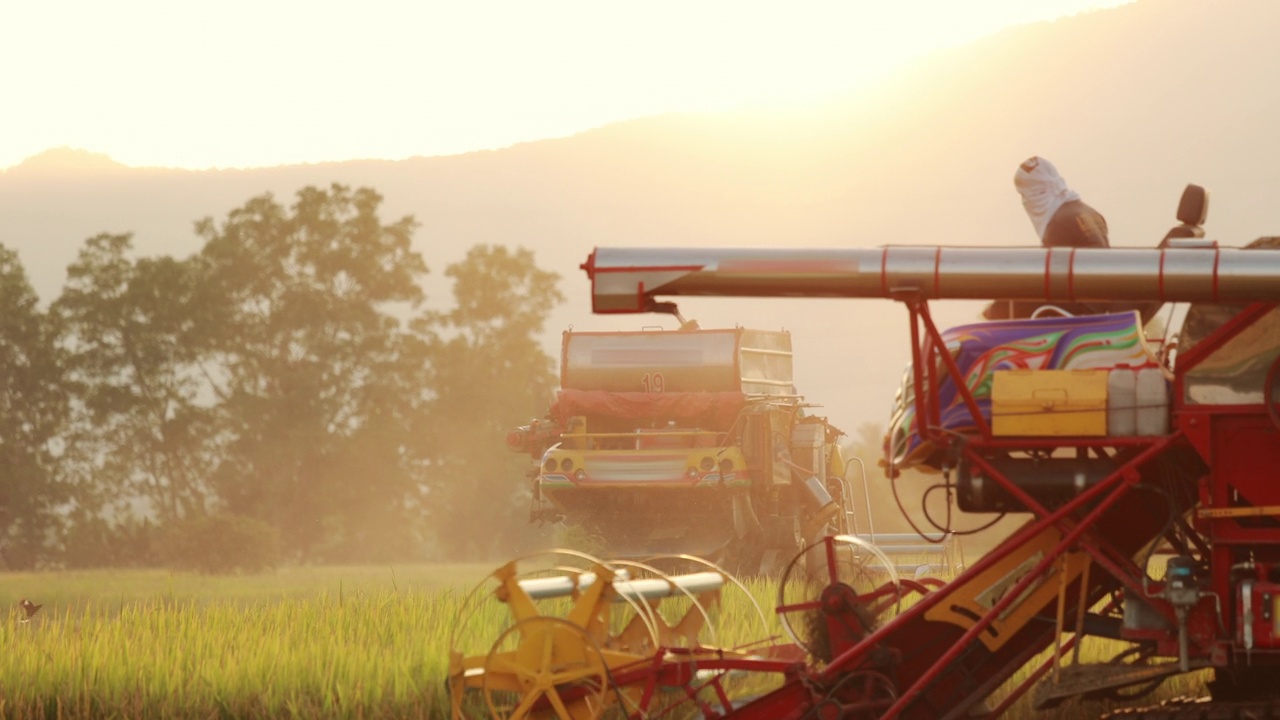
[584,246,1280,311]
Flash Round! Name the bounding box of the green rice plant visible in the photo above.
[0,565,493,718]
[0,590,467,718]
[0,560,800,718]
[0,561,1212,719]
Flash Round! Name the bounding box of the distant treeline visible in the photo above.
[0,184,562,571]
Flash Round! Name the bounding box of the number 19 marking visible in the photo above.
[641,372,666,393]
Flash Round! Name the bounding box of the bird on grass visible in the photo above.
[19,598,41,623]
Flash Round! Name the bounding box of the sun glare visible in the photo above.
[1,0,1132,170]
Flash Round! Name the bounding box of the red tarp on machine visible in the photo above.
[551,389,747,429]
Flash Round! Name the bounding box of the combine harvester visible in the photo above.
[454,187,1280,718]
[507,325,947,576]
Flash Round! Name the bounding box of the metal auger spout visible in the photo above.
[582,245,1280,313]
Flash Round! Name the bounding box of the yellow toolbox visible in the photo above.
[991,369,1108,437]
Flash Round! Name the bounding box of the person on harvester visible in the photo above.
[984,157,1114,320]
[1014,155,1110,249]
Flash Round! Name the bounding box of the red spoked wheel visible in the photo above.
[776,535,902,661]
[808,670,898,720]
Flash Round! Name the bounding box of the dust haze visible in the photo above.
[1,0,1275,561]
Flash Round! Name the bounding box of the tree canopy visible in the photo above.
[6,184,563,569]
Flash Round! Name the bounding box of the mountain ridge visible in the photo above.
[3,0,1277,434]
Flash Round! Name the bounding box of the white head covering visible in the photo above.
[1014,156,1081,240]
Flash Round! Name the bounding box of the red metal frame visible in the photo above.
[711,296,1280,719]
[881,466,1142,718]
[1175,302,1280,648]
[902,296,1181,617]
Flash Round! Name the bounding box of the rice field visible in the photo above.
[0,565,484,719]
[0,562,1207,719]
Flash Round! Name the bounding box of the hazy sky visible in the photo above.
[3,0,1129,171]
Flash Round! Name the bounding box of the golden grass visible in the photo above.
[0,563,1208,719]
[0,565,487,719]
[3,592,455,718]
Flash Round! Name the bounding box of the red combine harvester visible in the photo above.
[565,202,1280,716]
[507,326,855,576]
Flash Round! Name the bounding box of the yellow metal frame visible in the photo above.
[449,560,729,720]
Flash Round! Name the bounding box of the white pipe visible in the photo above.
[585,246,1280,313]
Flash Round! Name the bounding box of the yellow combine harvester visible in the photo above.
[508,326,853,575]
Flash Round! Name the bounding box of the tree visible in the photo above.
[193,184,432,561]
[36,185,567,567]
[419,245,563,559]
[53,234,216,527]
[0,245,68,569]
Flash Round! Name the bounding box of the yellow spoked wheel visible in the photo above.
[482,616,611,720]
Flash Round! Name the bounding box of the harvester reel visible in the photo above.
[449,548,661,720]
[482,616,610,720]
[451,550,609,660]
[643,553,772,643]
[450,549,661,660]
[777,536,902,660]
[606,559,718,650]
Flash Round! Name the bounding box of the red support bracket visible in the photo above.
[881,469,1144,719]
